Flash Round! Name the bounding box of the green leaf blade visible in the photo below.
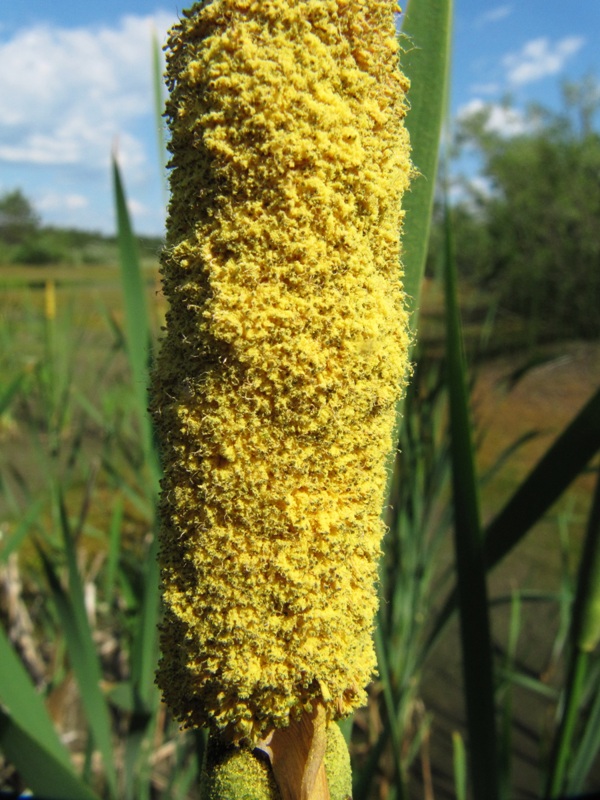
[0,708,100,800]
[401,0,453,335]
[443,203,499,800]
[37,540,118,798]
[112,154,161,709]
[0,626,73,774]
[111,153,160,491]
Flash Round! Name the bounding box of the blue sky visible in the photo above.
[1,0,598,236]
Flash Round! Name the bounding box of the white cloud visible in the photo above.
[475,5,513,27]
[0,13,174,172]
[503,36,585,86]
[458,99,531,137]
[127,197,150,217]
[37,192,88,212]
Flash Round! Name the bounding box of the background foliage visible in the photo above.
[427,79,600,347]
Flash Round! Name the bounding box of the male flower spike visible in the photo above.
[152,0,412,745]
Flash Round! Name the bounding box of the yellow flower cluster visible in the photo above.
[152,0,411,743]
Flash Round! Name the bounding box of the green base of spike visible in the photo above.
[201,722,352,800]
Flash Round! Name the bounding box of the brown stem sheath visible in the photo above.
[257,704,330,800]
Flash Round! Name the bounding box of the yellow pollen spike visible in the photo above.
[151,0,412,747]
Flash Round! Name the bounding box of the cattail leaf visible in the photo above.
[37,523,118,798]
[544,472,600,797]
[104,495,124,606]
[566,680,600,794]
[386,0,453,497]
[574,472,600,653]
[0,496,44,563]
[400,0,453,335]
[443,201,499,799]
[128,531,160,710]
[544,651,589,798]
[497,667,559,700]
[0,626,74,775]
[452,731,467,800]
[112,154,161,710]
[0,707,100,800]
[374,625,406,794]
[498,592,521,800]
[152,26,168,203]
[111,154,159,488]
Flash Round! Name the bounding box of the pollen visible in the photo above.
[151,0,412,744]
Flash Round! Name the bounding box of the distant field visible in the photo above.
[0,260,160,288]
[0,261,163,353]
[0,262,162,559]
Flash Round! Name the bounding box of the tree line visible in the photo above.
[0,189,162,267]
[427,77,600,345]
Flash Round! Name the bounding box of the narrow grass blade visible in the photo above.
[129,531,160,710]
[374,625,406,799]
[0,496,44,563]
[480,429,541,488]
[545,471,600,797]
[111,153,160,490]
[545,651,589,799]
[112,154,161,709]
[152,27,168,203]
[105,495,124,605]
[38,495,118,797]
[0,708,100,800]
[443,203,498,799]
[171,746,203,800]
[497,668,558,700]
[452,731,467,800]
[38,546,117,797]
[400,0,453,335]
[498,592,521,800]
[56,490,97,649]
[0,372,24,416]
[574,470,600,654]
[124,724,149,800]
[0,626,73,773]
[567,676,600,794]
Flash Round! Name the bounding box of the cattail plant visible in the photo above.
[151,0,412,794]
